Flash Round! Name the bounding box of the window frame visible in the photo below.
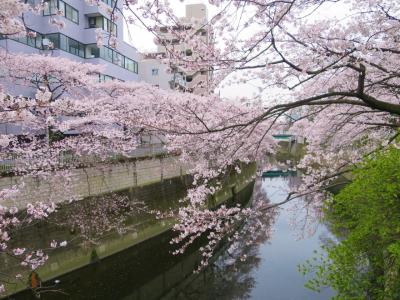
[43,0,79,25]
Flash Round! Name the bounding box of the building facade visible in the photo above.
[0,0,140,84]
[141,4,213,95]
[0,1,213,95]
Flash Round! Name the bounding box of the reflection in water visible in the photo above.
[168,180,277,300]
[167,177,335,300]
[10,177,334,300]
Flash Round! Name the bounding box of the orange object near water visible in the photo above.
[29,271,41,289]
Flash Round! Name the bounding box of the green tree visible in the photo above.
[300,146,400,299]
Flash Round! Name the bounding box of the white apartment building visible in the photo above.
[140,4,213,95]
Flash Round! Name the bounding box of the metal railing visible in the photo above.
[0,143,167,174]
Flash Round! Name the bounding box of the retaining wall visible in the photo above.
[0,156,188,209]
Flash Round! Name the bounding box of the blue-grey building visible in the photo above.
[0,0,141,83]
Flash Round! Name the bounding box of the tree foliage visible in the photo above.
[301,145,400,299]
[1,0,400,295]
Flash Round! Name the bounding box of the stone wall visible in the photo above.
[2,163,256,297]
[0,155,188,209]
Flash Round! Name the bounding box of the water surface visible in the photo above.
[11,177,334,300]
[168,177,334,300]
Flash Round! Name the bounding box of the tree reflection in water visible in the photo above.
[173,179,279,300]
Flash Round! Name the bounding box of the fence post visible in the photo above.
[160,157,164,183]
[132,161,137,187]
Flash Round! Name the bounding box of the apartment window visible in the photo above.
[43,33,85,58]
[88,17,97,28]
[99,46,138,73]
[2,28,43,49]
[88,16,117,36]
[58,0,65,15]
[43,0,58,16]
[8,33,140,73]
[99,74,114,82]
[101,0,115,7]
[152,68,159,76]
[103,18,117,36]
[65,3,79,24]
[27,35,36,47]
[100,46,113,62]
[124,58,135,72]
[44,0,79,24]
[86,44,100,58]
[113,51,124,67]
[68,39,84,56]
[35,34,43,48]
[45,33,60,49]
[15,35,27,45]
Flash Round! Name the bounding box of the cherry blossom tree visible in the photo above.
[1,0,400,295]
[112,0,400,266]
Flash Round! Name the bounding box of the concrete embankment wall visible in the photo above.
[0,155,188,208]
[2,160,256,298]
[13,180,256,300]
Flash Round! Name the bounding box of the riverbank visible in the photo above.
[2,162,256,298]
[7,172,256,299]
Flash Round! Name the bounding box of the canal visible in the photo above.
[10,176,335,300]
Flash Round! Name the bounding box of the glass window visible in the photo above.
[17,35,28,44]
[102,17,108,31]
[113,51,124,67]
[100,47,113,62]
[65,37,84,57]
[102,18,117,36]
[35,34,43,49]
[65,5,72,20]
[124,58,134,72]
[88,17,97,28]
[65,4,79,24]
[27,35,36,47]
[86,44,100,58]
[98,74,115,82]
[43,0,57,15]
[79,43,85,57]
[59,34,67,51]
[134,62,138,74]
[45,33,60,49]
[110,22,117,36]
[71,9,79,24]
[152,68,158,76]
[58,0,66,16]
[68,39,80,56]
[101,0,115,7]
